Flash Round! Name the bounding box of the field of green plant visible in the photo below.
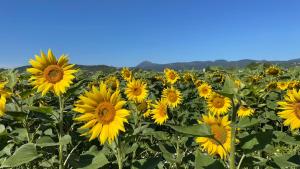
[1,50,300,169]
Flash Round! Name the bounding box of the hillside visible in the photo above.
[136,59,300,71]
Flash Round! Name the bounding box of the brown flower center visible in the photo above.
[294,103,300,119]
[168,72,176,80]
[211,124,227,144]
[168,91,177,103]
[124,71,131,78]
[132,87,142,96]
[44,65,64,84]
[95,102,116,124]
[212,97,225,108]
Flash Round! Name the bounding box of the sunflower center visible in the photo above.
[95,102,116,124]
[158,106,167,116]
[211,124,227,144]
[124,71,131,78]
[132,87,142,96]
[44,65,64,84]
[169,72,176,80]
[201,88,208,94]
[294,103,300,119]
[167,91,178,103]
[212,97,225,108]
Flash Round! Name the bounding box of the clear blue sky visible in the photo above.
[1,0,300,67]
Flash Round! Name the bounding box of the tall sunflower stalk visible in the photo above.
[229,98,240,169]
[26,50,77,169]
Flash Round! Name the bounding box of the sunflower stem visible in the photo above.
[116,139,123,169]
[58,96,65,169]
[229,98,239,169]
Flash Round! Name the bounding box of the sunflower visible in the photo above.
[121,67,132,81]
[137,100,152,117]
[277,89,300,130]
[151,99,168,125]
[0,82,10,117]
[183,72,193,82]
[162,87,182,108]
[194,79,202,87]
[73,82,130,144]
[27,49,77,96]
[198,83,212,98]
[266,82,277,90]
[196,114,231,159]
[266,65,281,76]
[237,106,255,117]
[105,76,120,91]
[277,81,288,90]
[164,68,179,84]
[125,79,148,103]
[207,93,231,115]
[288,80,297,89]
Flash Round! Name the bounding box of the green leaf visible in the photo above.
[239,130,273,154]
[59,135,71,145]
[132,157,161,169]
[1,143,42,168]
[78,146,109,169]
[273,155,300,168]
[0,125,5,135]
[195,150,225,169]
[26,106,53,114]
[36,136,58,147]
[168,124,212,137]
[237,117,260,128]
[158,143,176,163]
[222,76,237,96]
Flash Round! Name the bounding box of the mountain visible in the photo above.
[3,58,300,73]
[136,59,300,71]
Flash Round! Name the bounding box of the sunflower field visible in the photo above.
[1,50,300,169]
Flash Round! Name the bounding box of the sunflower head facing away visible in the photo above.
[27,49,77,96]
[121,67,132,81]
[74,82,130,144]
[266,82,277,90]
[137,99,152,117]
[277,89,300,130]
[0,82,11,117]
[207,93,232,115]
[198,83,212,98]
[164,68,179,84]
[125,79,148,103]
[266,65,281,76]
[196,114,231,159]
[194,79,203,87]
[277,81,288,90]
[151,99,168,125]
[162,87,182,108]
[237,106,255,117]
[183,72,193,82]
[105,76,120,91]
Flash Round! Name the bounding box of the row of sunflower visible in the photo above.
[0,50,300,168]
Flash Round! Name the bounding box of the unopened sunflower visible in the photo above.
[74,82,130,144]
[164,68,179,84]
[27,49,77,96]
[0,82,10,117]
[198,83,212,98]
[162,87,182,108]
[277,89,300,130]
[121,67,132,81]
[125,79,148,103]
[207,93,231,115]
[266,65,281,76]
[196,114,231,159]
[237,106,254,117]
[151,99,168,125]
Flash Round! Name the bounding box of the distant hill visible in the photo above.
[3,58,300,73]
[136,59,300,71]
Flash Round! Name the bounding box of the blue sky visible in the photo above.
[1,0,300,67]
